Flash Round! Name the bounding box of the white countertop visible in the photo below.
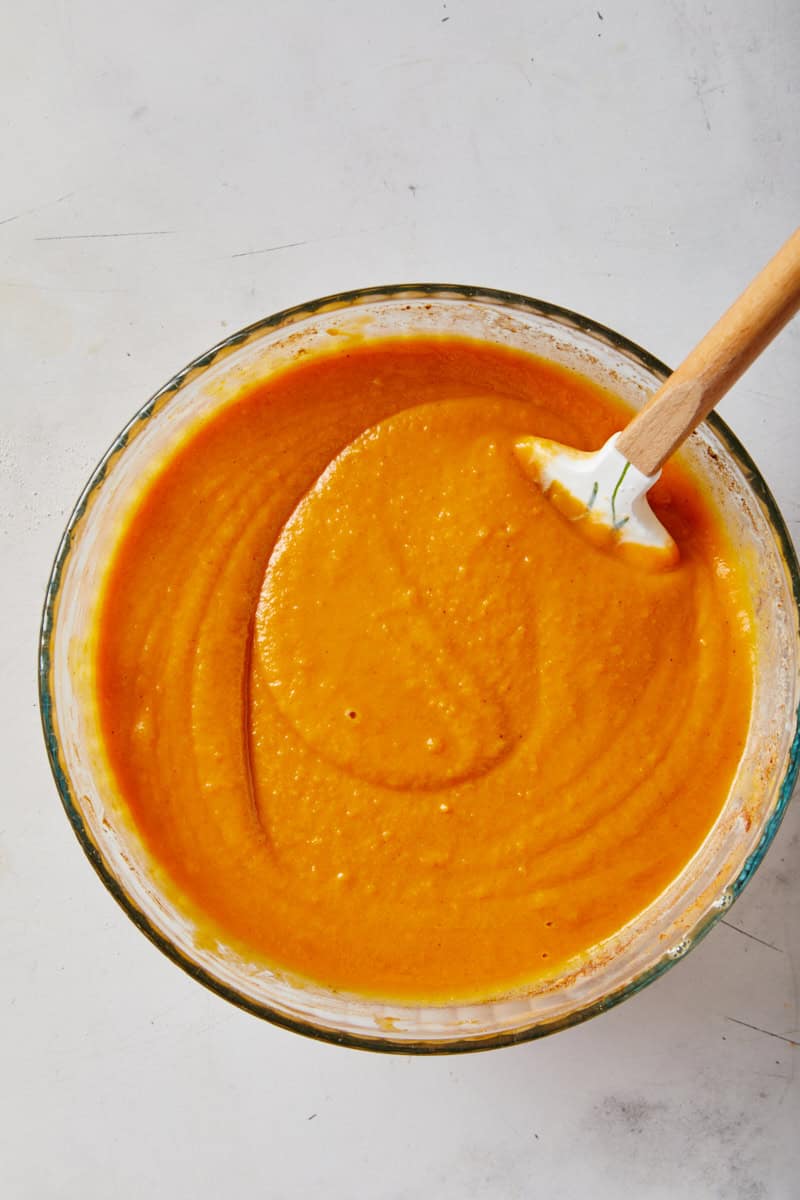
[2,1,798,1196]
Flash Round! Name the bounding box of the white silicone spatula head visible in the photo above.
[516,227,800,568]
[515,431,673,566]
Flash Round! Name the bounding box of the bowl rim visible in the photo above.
[38,282,800,1054]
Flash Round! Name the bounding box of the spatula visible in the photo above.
[515,228,800,567]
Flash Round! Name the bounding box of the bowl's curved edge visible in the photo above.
[37,283,800,1053]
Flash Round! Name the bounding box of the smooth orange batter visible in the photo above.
[96,337,753,1001]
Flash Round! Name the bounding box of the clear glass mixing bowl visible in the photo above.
[39,285,800,1052]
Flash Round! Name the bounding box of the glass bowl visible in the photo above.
[39,285,800,1053]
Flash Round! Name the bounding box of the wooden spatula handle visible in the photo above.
[616,227,800,477]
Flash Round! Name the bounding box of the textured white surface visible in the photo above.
[1,1,798,1196]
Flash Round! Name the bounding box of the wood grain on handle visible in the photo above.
[617,227,800,477]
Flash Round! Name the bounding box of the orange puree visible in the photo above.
[96,337,753,1001]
